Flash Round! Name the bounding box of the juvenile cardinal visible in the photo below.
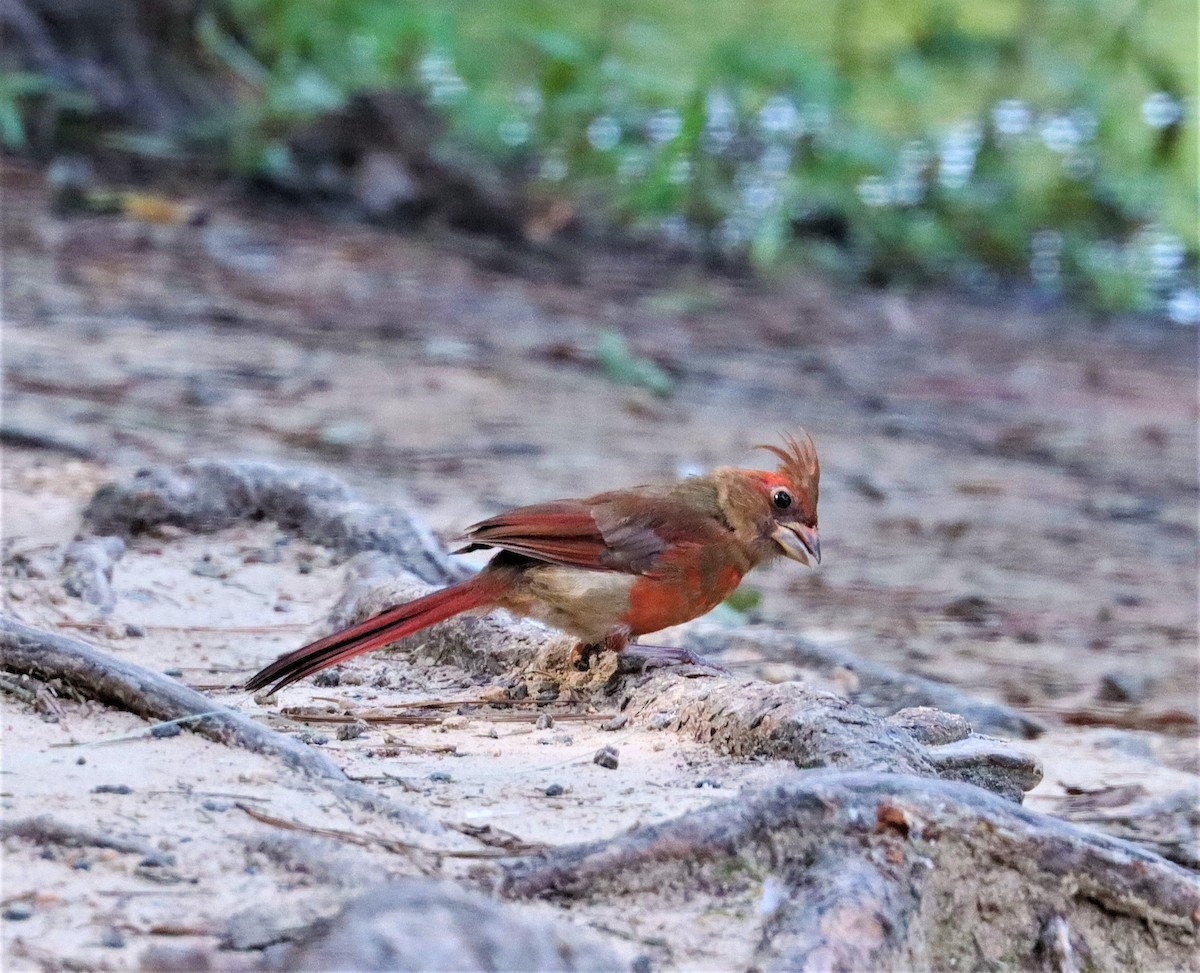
[246,433,820,694]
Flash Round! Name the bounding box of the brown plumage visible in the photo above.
[245,433,821,694]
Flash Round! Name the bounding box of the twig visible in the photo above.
[236,803,512,859]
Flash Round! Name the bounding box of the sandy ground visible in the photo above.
[2,159,1197,969]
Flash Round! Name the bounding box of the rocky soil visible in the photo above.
[2,159,1197,970]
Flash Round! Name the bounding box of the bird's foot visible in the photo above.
[571,641,605,671]
[619,643,731,676]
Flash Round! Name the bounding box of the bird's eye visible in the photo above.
[772,488,793,510]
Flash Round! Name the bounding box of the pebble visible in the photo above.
[3,903,33,921]
[599,714,628,732]
[101,928,126,948]
[313,670,341,687]
[1097,672,1149,704]
[190,557,228,579]
[202,799,231,813]
[151,722,182,739]
[72,857,92,870]
[695,779,722,789]
[337,722,368,741]
[544,783,565,797]
[92,784,132,795]
[125,623,146,638]
[429,771,452,783]
[593,746,619,770]
[535,713,554,730]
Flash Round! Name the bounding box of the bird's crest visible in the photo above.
[756,432,820,510]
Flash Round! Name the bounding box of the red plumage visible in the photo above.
[245,434,821,694]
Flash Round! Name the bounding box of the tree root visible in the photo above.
[0,815,156,856]
[620,678,1042,801]
[0,615,445,835]
[687,623,1044,738]
[500,770,1200,971]
[82,460,466,586]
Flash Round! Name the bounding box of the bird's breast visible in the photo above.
[620,561,744,636]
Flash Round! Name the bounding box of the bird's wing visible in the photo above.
[457,489,728,575]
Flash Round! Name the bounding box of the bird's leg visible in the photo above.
[619,640,731,676]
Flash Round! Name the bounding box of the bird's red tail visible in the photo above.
[245,574,502,695]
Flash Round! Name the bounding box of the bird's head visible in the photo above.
[713,432,821,567]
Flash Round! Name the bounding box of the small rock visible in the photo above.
[164,667,183,678]
[695,779,722,789]
[253,690,278,706]
[92,784,132,795]
[318,419,373,451]
[599,714,628,732]
[632,955,653,973]
[139,852,176,868]
[76,756,86,765]
[441,715,469,730]
[72,857,92,870]
[508,683,529,701]
[100,927,126,948]
[337,721,368,741]
[421,336,475,364]
[647,712,676,730]
[544,783,565,797]
[313,670,341,687]
[202,800,231,812]
[944,594,995,625]
[243,547,282,565]
[3,903,33,921]
[535,713,554,730]
[1097,672,1149,704]
[183,375,227,407]
[190,556,228,579]
[429,771,452,783]
[150,722,182,739]
[125,623,146,638]
[535,689,559,703]
[298,732,329,746]
[593,746,619,770]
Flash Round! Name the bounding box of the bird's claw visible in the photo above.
[619,644,731,676]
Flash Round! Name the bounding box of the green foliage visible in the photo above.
[214,1,1196,316]
[70,0,1200,316]
[594,330,676,397]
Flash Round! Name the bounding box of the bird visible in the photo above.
[245,433,820,695]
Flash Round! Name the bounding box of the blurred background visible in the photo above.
[2,0,1198,851]
[1,0,1198,312]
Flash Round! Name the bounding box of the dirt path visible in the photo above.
[2,159,1197,969]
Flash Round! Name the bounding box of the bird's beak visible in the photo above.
[773,523,821,566]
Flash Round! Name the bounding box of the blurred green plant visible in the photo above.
[595,329,676,397]
[32,0,1200,318]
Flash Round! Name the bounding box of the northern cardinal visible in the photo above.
[246,433,820,694]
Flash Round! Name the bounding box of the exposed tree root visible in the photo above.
[500,770,1200,971]
[82,460,466,586]
[686,623,1044,737]
[0,615,445,835]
